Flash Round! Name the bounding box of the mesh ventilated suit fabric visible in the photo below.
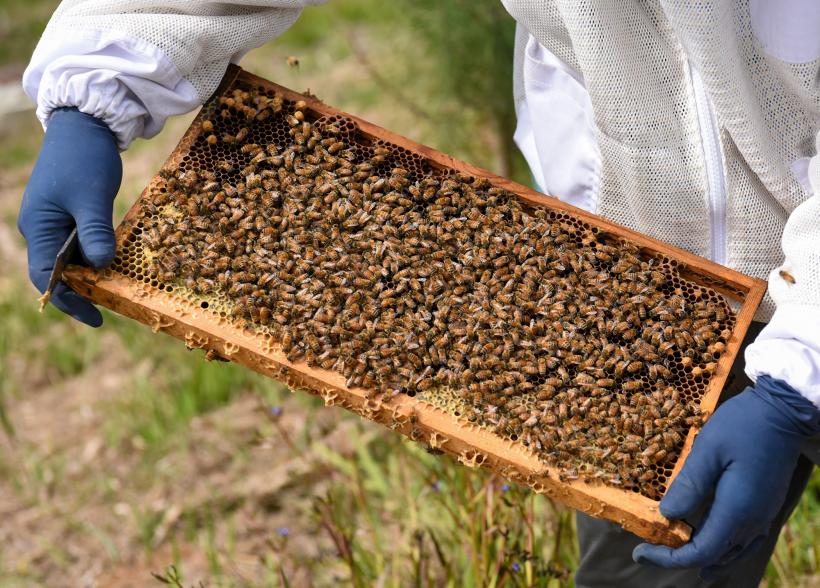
[27,1,820,329]
[503,0,820,320]
[37,1,317,101]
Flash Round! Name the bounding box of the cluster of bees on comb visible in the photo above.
[137,86,735,498]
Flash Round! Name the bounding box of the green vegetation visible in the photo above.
[0,0,58,69]
[309,434,577,586]
[1,1,818,586]
[401,0,525,179]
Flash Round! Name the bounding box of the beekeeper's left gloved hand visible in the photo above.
[633,375,820,579]
[18,107,122,327]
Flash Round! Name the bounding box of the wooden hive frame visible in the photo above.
[64,65,767,547]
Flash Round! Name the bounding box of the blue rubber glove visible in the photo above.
[18,108,122,327]
[633,375,820,579]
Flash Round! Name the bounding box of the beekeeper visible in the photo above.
[17,1,820,585]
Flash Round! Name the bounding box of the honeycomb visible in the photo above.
[110,76,743,502]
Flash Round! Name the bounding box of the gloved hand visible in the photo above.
[18,107,122,327]
[633,375,820,579]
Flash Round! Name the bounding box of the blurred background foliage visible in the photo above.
[0,1,818,586]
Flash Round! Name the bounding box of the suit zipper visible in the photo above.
[689,63,727,265]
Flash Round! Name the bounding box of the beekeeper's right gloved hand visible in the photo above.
[17,107,122,327]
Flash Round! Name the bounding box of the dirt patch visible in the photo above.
[0,368,364,586]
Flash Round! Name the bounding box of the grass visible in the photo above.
[309,433,577,586]
[771,474,820,585]
[0,0,59,70]
[102,321,256,451]
[0,283,103,435]
[1,1,820,587]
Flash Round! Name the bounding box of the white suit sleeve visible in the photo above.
[513,33,601,212]
[23,0,326,148]
[745,130,820,407]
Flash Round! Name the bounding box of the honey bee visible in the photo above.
[709,341,726,354]
[662,430,682,448]
[779,270,796,284]
[625,360,643,374]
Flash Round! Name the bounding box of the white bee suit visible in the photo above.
[23,0,820,404]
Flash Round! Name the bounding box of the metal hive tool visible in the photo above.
[64,65,767,547]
